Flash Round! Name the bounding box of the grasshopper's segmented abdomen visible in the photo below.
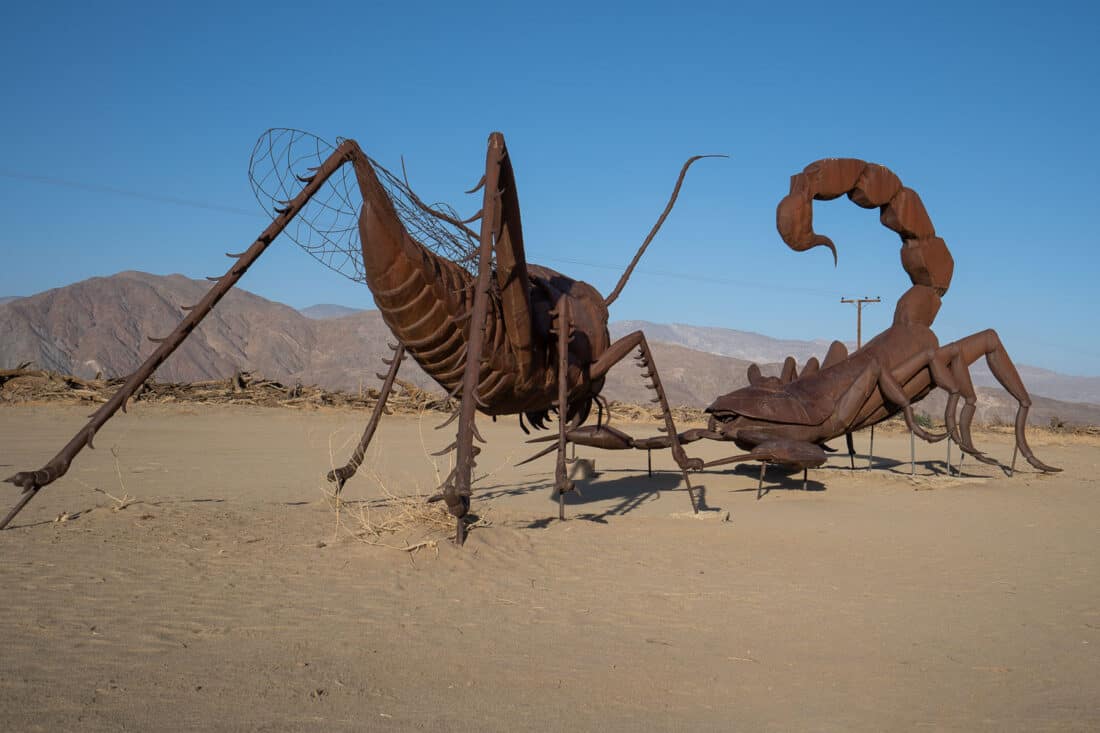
[360,195,521,404]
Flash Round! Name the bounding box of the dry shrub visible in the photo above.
[320,409,493,554]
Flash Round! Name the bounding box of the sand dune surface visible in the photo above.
[1,404,1098,731]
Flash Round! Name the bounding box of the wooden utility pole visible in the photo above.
[841,295,881,470]
[840,296,881,349]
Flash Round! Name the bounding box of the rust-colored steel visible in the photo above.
[3,130,719,542]
[559,158,1060,486]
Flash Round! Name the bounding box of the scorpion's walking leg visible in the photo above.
[326,343,406,496]
[868,426,875,470]
[936,330,1060,473]
[845,432,856,470]
[3,140,369,528]
[552,299,575,520]
[588,331,705,513]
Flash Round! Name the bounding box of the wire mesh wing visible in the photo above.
[248,128,478,282]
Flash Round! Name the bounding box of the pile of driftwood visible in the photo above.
[0,366,452,413]
[603,401,707,425]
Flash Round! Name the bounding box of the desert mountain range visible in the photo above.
[2,271,1098,426]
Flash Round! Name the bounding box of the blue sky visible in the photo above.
[2,1,1098,375]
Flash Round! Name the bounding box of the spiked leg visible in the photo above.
[588,331,703,513]
[326,344,406,495]
[439,136,511,545]
[3,139,373,528]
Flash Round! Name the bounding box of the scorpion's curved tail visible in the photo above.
[776,158,954,296]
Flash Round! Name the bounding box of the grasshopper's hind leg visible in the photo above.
[438,133,523,544]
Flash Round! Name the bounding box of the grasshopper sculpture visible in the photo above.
[3,130,719,543]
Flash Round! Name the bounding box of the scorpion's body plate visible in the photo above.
[706,316,940,448]
[360,196,610,417]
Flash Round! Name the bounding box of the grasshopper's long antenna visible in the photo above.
[603,154,726,307]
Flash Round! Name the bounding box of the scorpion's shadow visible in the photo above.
[708,463,828,497]
[476,467,697,525]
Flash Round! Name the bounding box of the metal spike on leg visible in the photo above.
[845,432,855,470]
[757,463,766,500]
[647,448,652,477]
[444,138,504,545]
[636,338,700,513]
[802,468,808,491]
[946,438,953,476]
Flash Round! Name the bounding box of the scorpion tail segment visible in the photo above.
[778,158,953,293]
[604,154,726,307]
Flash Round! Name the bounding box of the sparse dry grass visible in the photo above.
[318,410,501,554]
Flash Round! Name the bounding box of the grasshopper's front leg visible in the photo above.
[585,332,705,513]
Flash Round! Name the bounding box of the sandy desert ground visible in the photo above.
[1,403,1098,731]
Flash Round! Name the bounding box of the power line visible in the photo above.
[3,168,845,299]
[526,256,840,298]
[0,169,262,218]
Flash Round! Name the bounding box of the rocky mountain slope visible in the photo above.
[2,272,1097,426]
[611,320,1100,406]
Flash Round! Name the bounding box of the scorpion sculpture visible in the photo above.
[3,130,718,543]
[551,158,1061,487]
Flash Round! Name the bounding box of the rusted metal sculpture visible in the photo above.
[3,130,718,542]
[554,158,1061,489]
